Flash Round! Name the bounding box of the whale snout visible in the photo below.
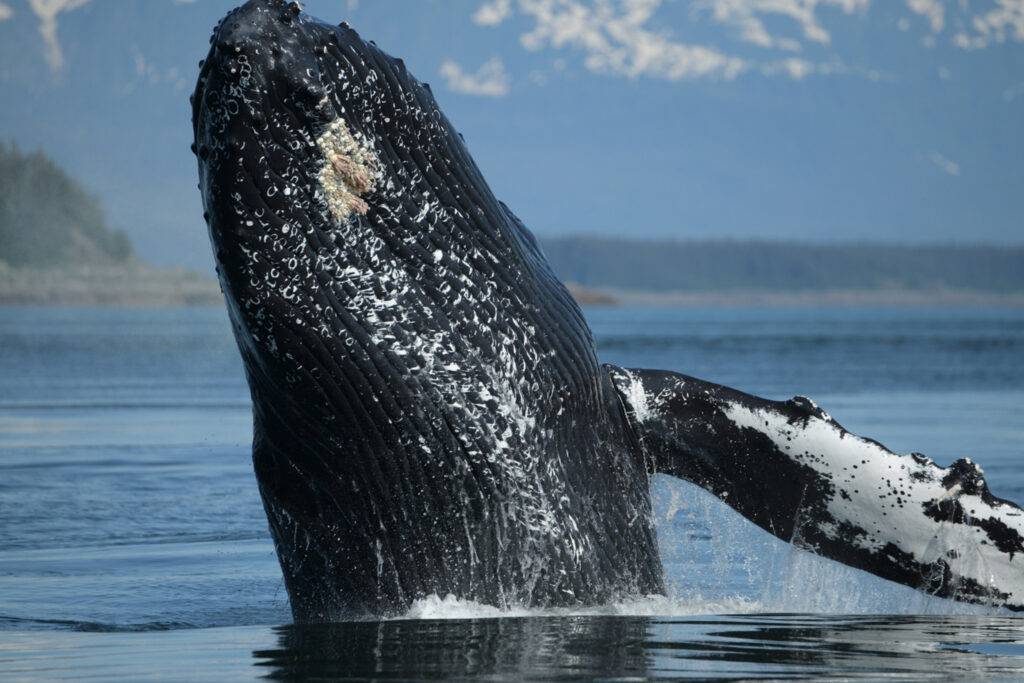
[192,1,373,311]
[193,0,333,164]
[192,0,461,335]
[193,0,418,248]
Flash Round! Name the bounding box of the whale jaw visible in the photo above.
[192,1,664,619]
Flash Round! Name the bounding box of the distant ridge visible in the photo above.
[0,143,219,306]
[541,236,1024,294]
[2,143,1021,307]
[0,142,133,268]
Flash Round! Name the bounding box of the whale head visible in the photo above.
[191,0,661,619]
[193,0,443,362]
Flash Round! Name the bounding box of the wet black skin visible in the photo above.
[193,0,1024,621]
[193,0,662,620]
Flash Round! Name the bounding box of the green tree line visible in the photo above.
[0,142,133,268]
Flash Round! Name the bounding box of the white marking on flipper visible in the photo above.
[722,400,1024,607]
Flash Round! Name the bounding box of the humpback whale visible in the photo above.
[192,0,1024,621]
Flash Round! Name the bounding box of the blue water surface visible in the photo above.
[1,305,1022,680]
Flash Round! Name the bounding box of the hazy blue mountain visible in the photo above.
[1,143,1020,301]
[0,145,218,306]
[0,143,132,268]
[542,236,1024,293]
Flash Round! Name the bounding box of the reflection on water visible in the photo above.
[3,615,1024,680]
[259,617,649,679]
[255,615,1024,681]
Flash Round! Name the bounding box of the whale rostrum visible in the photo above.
[192,0,1024,620]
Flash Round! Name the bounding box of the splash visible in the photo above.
[392,593,764,621]
[652,475,1008,616]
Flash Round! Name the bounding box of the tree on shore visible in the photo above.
[0,142,134,268]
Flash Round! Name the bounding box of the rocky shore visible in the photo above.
[0,262,222,307]
[4,263,1023,308]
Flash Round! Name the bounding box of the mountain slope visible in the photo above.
[0,142,133,268]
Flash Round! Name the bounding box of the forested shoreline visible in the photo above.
[2,144,1021,306]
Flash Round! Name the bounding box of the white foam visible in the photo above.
[391,593,764,621]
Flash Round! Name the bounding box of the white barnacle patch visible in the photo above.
[316,118,379,222]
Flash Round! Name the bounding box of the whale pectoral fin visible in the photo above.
[604,364,1024,611]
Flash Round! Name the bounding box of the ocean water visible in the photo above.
[1,305,1023,680]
